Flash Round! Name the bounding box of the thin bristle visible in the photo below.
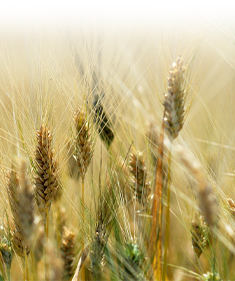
[35,124,59,223]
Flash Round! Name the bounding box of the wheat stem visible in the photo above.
[45,209,49,281]
[163,146,172,281]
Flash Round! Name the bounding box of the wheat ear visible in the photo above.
[164,56,186,142]
[74,107,93,181]
[0,238,12,281]
[60,227,76,281]
[6,168,31,258]
[191,214,209,259]
[35,123,59,281]
[74,106,93,280]
[163,57,187,280]
[35,124,59,223]
[178,146,217,226]
[93,92,114,147]
[129,149,151,207]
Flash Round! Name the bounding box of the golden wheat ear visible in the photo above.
[60,227,76,281]
[35,124,59,223]
[74,106,94,181]
[164,56,186,142]
[129,148,151,207]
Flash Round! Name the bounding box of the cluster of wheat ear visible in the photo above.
[0,50,229,281]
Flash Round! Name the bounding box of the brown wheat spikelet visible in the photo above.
[35,124,59,223]
[129,149,151,206]
[60,227,76,281]
[74,107,93,180]
[164,56,186,141]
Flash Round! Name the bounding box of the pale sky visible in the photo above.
[0,1,234,28]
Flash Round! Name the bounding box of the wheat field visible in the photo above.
[0,7,235,281]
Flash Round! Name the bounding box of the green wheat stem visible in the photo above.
[163,145,172,281]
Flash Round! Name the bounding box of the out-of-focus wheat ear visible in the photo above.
[60,227,76,281]
[66,139,80,179]
[164,56,186,142]
[191,214,209,258]
[12,229,30,258]
[227,198,235,216]
[33,225,45,265]
[35,124,59,223]
[6,168,30,258]
[56,207,66,246]
[122,241,144,281]
[74,106,94,181]
[18,161,35,245]
[43,242,63,281]
[0,237,12,277]
[178,146,218,226]
[129,149,151,207]
[90,221,108,280]
[92,92,114,147]
[6,168,19,226]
